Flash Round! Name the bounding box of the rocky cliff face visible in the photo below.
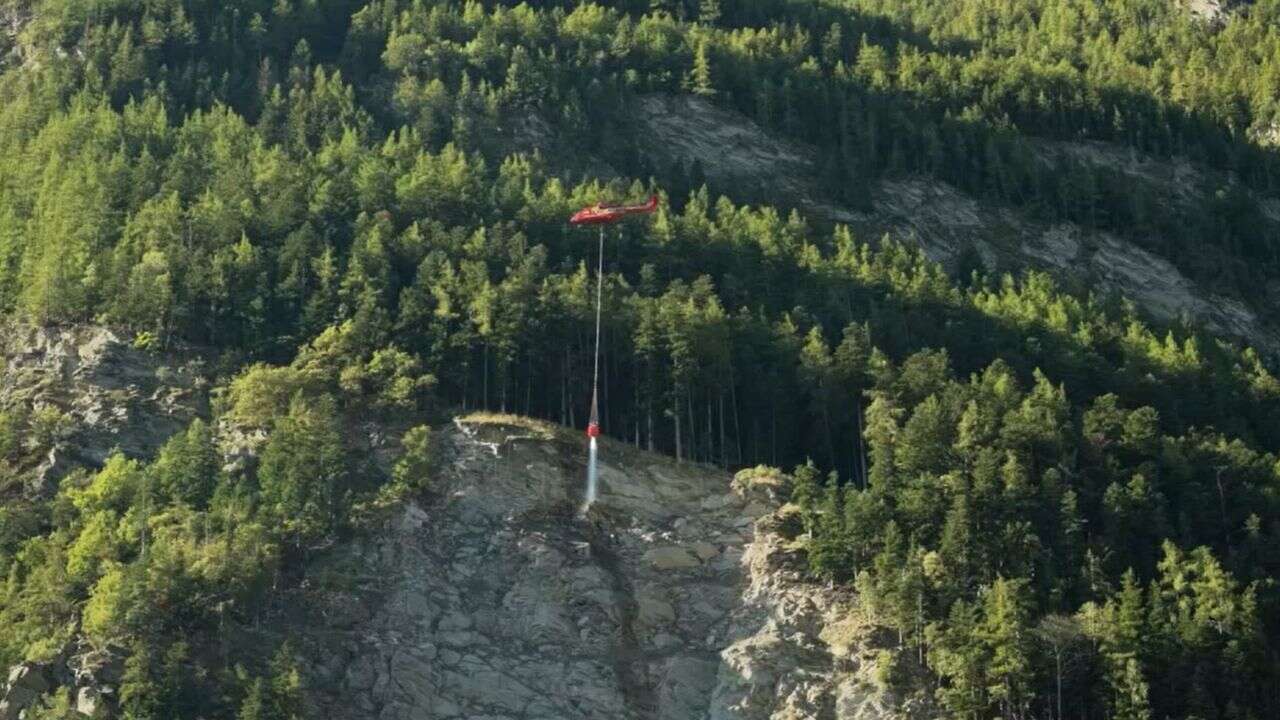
[0,324,208,496]
[0,323,910,719]
[622,94,1280,358]
[0,3,27,67]
[281,417,903,720]
[0,325,208,719]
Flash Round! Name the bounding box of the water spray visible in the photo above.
[585,436,599,509]
[582,226,605,513]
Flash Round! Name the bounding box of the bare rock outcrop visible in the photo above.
[0,642,124,719]
[0,323,208,495]
[0,323,909,719]
[0,664,53,720]
[282,418,905,719]
[625,93,1280,358]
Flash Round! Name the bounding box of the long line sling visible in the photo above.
[589,225,604,429]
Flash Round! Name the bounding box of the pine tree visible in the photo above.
[690,40,715,96]
[791,460,821,531]
[153,419,219,509]
[238,678,271,720]
[821,23,844,67]
[981,577,1033,720]
[810,471,851,579]
[1111,656,1152,720]
[939,489,973,598]
[929,599,986,717]
[698,0,721,25]
[270,643,304,720]
[799,327,837,468]
[1035,614,1088,720]
[257,395,347,545]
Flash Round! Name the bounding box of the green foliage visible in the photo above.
[338,346,435,411]
[81,563,131,645]
[0,408,21,462]
[23,689,78,720]
[28,406,72,450]
[688,40,715,96]
[237,678,272,720]
[224,365,314,429]
[1,0,1280,717]
[69,454,145,516]
[152,419,219,508]
[235,644,304,720]
[793,347,1278,718]
[118,640,195,720]
[392,425,432,491]
[257,395,346,545]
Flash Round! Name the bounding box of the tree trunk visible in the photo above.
[1054,649,1062,720]
[822,401,836,471]
[688,388,698,462]
[719,391,726,468]
[673,391,683,463]
[855,397,868,489]
[500,363,507,413]
[751,418,759,466]
[634,378,641,448]
[729,364,742,465]
[771,391,778,466]
[706,398,713,465]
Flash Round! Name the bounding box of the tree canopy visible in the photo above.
[2,0,1280,717]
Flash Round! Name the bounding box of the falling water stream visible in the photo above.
[583,437,599,513]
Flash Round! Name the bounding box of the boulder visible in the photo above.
[637,596,676,627]
[71,646,124,687]
[692,541,721,560]
[75,686,102,717]
[643,546,701,570]
[0,664,52,720]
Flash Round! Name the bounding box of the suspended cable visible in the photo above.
[589,224,604,435]
[566,194,659,511]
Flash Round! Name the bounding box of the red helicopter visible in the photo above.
[570,194,660,439]
[569,195,659,226]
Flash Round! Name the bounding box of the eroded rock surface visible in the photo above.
[0,642,125,720]
[626,93,1280,357]
[0,324,208,495]
[289,419,890,720]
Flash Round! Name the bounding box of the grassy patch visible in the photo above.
[819,611,870,656]
[459,412,558,439]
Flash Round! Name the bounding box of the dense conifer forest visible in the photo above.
[1,0,1279,717]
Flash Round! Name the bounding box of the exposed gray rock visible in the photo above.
[282,418,912,719]
[625,93,1280,358]
[0,664,52,720]
[1185,0,1247,23]
[634,94,820,207]
[643,545,702,570]
[0,323,209,495]
[70,645,124,688]
[75,686,102,717]
[0,324,918,720]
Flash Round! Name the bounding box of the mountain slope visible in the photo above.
[598,94,1280,356]
[284,417,887,720]
[3,1,1280,718]
[0,327,906,720]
